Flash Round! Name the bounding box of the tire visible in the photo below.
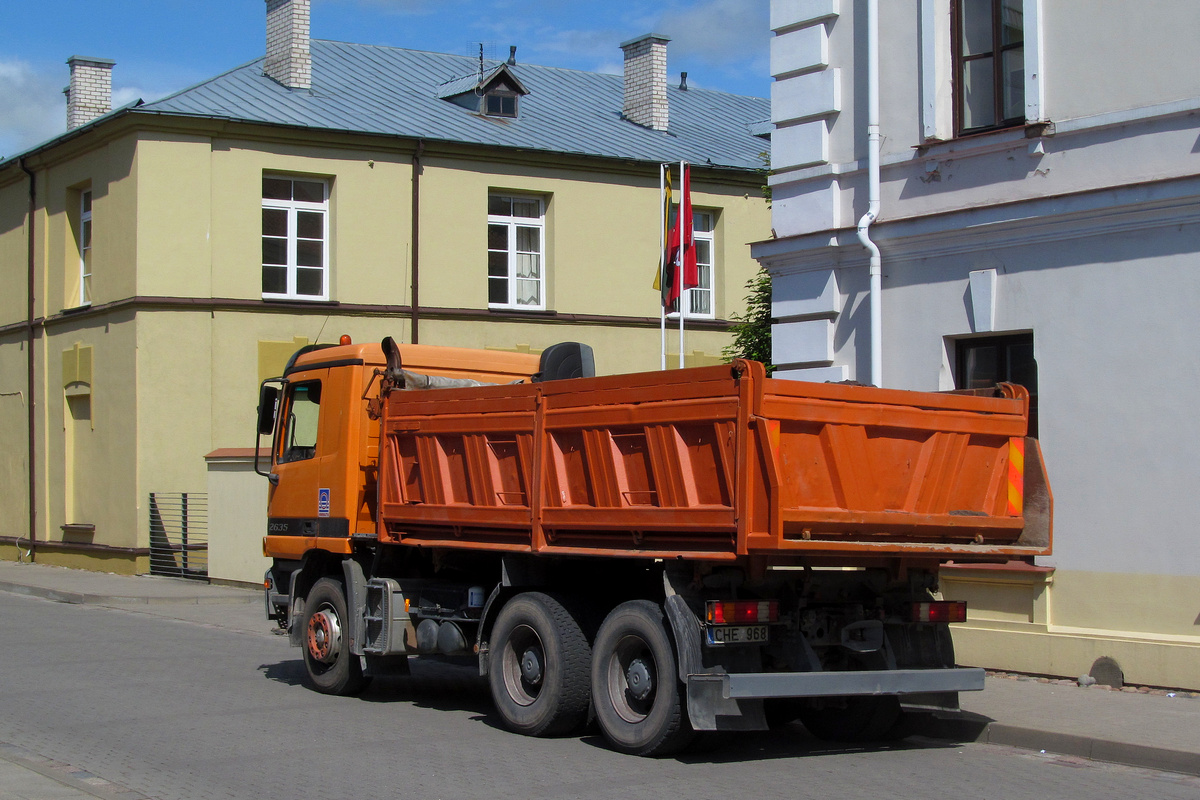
[488,593,591,737]
[301,577,371,696]
[798,695,902,743]
[591,600,694,757]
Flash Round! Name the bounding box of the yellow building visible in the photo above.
[0,4,771,576]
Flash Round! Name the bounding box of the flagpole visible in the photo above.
[659,163,667,371]
[678,160,686,369]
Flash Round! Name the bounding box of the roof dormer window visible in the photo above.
[485,90,518,117]
[438,64,529,119]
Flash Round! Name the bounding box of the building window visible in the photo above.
[956,332,1037,435]
[687,211,715,318]
[666,208,717,319]
[78,189,92,307]
[488,194,545,310]
[953,0,1024,134]
[484,90,518,117]
[262,176,329,301]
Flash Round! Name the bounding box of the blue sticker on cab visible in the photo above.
[318,488,331,518]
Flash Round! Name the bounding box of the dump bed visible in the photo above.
[376,360,1051,565]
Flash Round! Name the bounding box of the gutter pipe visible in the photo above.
[411,139,424,344]
[19,157,37,561]
[856,0,883,388]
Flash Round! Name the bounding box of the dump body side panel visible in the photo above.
[744,375,1051,560]
[375,359,1050,563]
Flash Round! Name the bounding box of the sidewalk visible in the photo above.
[0,559,259,606]
[1,559,1198,787]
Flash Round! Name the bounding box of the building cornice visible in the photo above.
[0,296,734,337]
[769,96,1200,190]
[754,172,1200,271]
[2,107,763,188]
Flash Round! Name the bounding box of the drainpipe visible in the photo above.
[19,158,37,561]
[410,140,424,344]
[856,0,883,387]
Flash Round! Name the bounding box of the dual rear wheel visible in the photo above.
[488,592,592,737]
[487,595,691,756]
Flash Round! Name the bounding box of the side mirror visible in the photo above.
[257,385,279,436]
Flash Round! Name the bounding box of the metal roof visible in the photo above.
[135,40,769,171]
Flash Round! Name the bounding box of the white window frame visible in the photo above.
[665,208,716,321]
[78,189,92,307]
[487,194,546,311]
[686,210,715,320]
[920,0,1044,140]
[262,176,330,301]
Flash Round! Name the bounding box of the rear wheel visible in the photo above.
[591,600,694,756]
[488,593,591,737]
[302,577,370,696]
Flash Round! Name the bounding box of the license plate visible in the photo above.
[707,624,769,645]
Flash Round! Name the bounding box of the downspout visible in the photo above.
[410,139,425,344]
[856,0,883,387]
[19,158,37,561]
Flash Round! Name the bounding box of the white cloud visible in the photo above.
[475,0,769,94]
[657,0,770,71]
[0,60,65,158]
[319,0,448,13]
[113,87,144,108]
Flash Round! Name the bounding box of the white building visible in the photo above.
[754,0,1200,689]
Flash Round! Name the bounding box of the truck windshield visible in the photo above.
[279,381,321,463]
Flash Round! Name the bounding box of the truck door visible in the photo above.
[268,374,341,552]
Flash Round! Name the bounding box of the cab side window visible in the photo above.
[279,381,321,463]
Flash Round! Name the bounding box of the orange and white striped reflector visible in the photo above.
[1007,437,1025,516]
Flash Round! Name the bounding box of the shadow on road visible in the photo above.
[257,655,994,762]
[258,659,307,686]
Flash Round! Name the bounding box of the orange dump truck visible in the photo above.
[257,337,1051,755]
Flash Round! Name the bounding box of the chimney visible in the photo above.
[65,56,115,129]
[620,33,670,131]
[264,0,311,90]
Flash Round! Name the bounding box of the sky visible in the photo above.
[0,0,771,159]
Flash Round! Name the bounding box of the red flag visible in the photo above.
[680,164,699,291]
[664,164,698,311]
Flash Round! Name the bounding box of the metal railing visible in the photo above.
[148,493,208,580]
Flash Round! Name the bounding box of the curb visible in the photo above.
[916,712,1200,777]
[0,740,152,800]
[983,724,1200,777]
[0,579,259,607]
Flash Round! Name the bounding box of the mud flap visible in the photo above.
[686,675,768,732]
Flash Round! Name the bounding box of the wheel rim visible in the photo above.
[605,633,657,723]
[500,624,545,707]
[307,603,342,665]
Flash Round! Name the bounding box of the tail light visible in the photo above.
[706,600,778,625]
[911,601,967,624]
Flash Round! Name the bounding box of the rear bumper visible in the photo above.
[685,667,985,731]
[709,667,985,699]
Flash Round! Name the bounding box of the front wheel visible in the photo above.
[301,577,370,696]
[488,593,591,737]
[591,600,693,756]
